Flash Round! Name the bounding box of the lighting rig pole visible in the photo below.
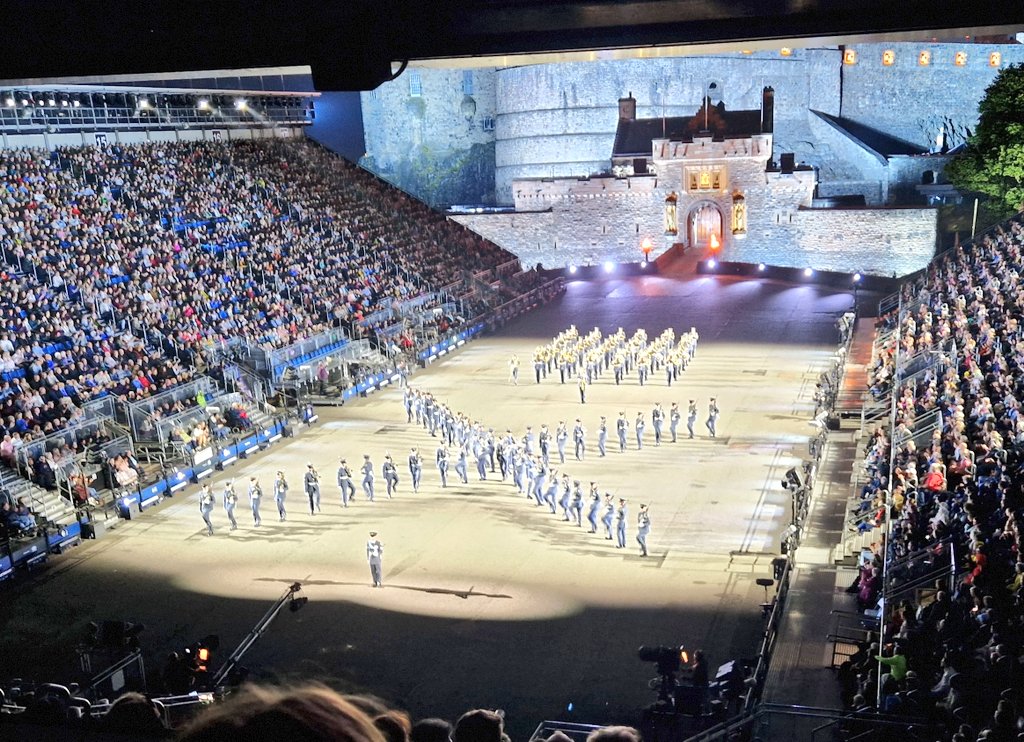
[209,582,307,690]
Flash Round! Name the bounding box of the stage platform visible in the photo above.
[0,265,870,738]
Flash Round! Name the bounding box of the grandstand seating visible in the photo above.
[837,214,1024,740]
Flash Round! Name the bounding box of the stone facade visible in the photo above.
[360,67,498,206]
[452,184,937,277]
[360,42,1024,206]
[840,42,1024,151]
[452,109,937,276]
[493,50,840,203]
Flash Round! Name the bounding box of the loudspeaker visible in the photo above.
[82,520,107,540]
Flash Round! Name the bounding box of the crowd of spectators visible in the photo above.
[0,681,645,742]
[0,138,545,467]
[842,216,1024,741]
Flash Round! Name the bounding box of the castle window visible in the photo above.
[408,70,423,97]
[990,52,1002,68]
[843,49,857,65]
[881,50,895,67]
[918,50,931,66]
[481,116,495,132]
[954,51,967,67]
[462,70,474,95]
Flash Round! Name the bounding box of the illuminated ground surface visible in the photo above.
[0,267,861,738]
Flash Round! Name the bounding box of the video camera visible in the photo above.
[638,645,688,675]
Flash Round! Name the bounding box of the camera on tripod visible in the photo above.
[638,645,688,676]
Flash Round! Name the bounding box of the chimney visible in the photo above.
[761,86,774,134]
[618,92,636,121]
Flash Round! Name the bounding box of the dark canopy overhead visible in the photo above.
[0,0,1021,90]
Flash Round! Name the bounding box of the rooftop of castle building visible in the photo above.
[813,111,929,157]
[613,100,766,157]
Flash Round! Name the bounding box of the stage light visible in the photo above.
[568,264,577,275]
[197,98,210,110]
[235,98,248,110]
[72,98,81,107]
[47,98,56,107]
[757,263,766,272]
[4,97,13,108]
[803,267,813,277]
[853,272,862,283]
[707,258,717,269]
[138,98,150,109]
[603,261,614,274]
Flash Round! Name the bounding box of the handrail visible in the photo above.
[878,292,902,708]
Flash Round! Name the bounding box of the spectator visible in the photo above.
[178,683,386,742]
[453,709,506,742]
[411,718,453,742]
[102,691,168,737]
[586,727,642,742]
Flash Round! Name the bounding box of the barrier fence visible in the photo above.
[124,377,217,443]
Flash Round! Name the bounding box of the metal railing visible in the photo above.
[264,327,351,380]
[884,539,956,600]
[0,102,310,135]
[124,377,217,442]
[682,702,938,742]
[826,610,877,670]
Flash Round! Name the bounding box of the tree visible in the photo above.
[946,63,1024,216]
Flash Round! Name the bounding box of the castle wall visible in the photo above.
[360,67,498,206]
[494,49,841,203]
[455,175,936,276]
[840,42,1024,151]
[805,110,888,204]
[361,42,1023,208]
